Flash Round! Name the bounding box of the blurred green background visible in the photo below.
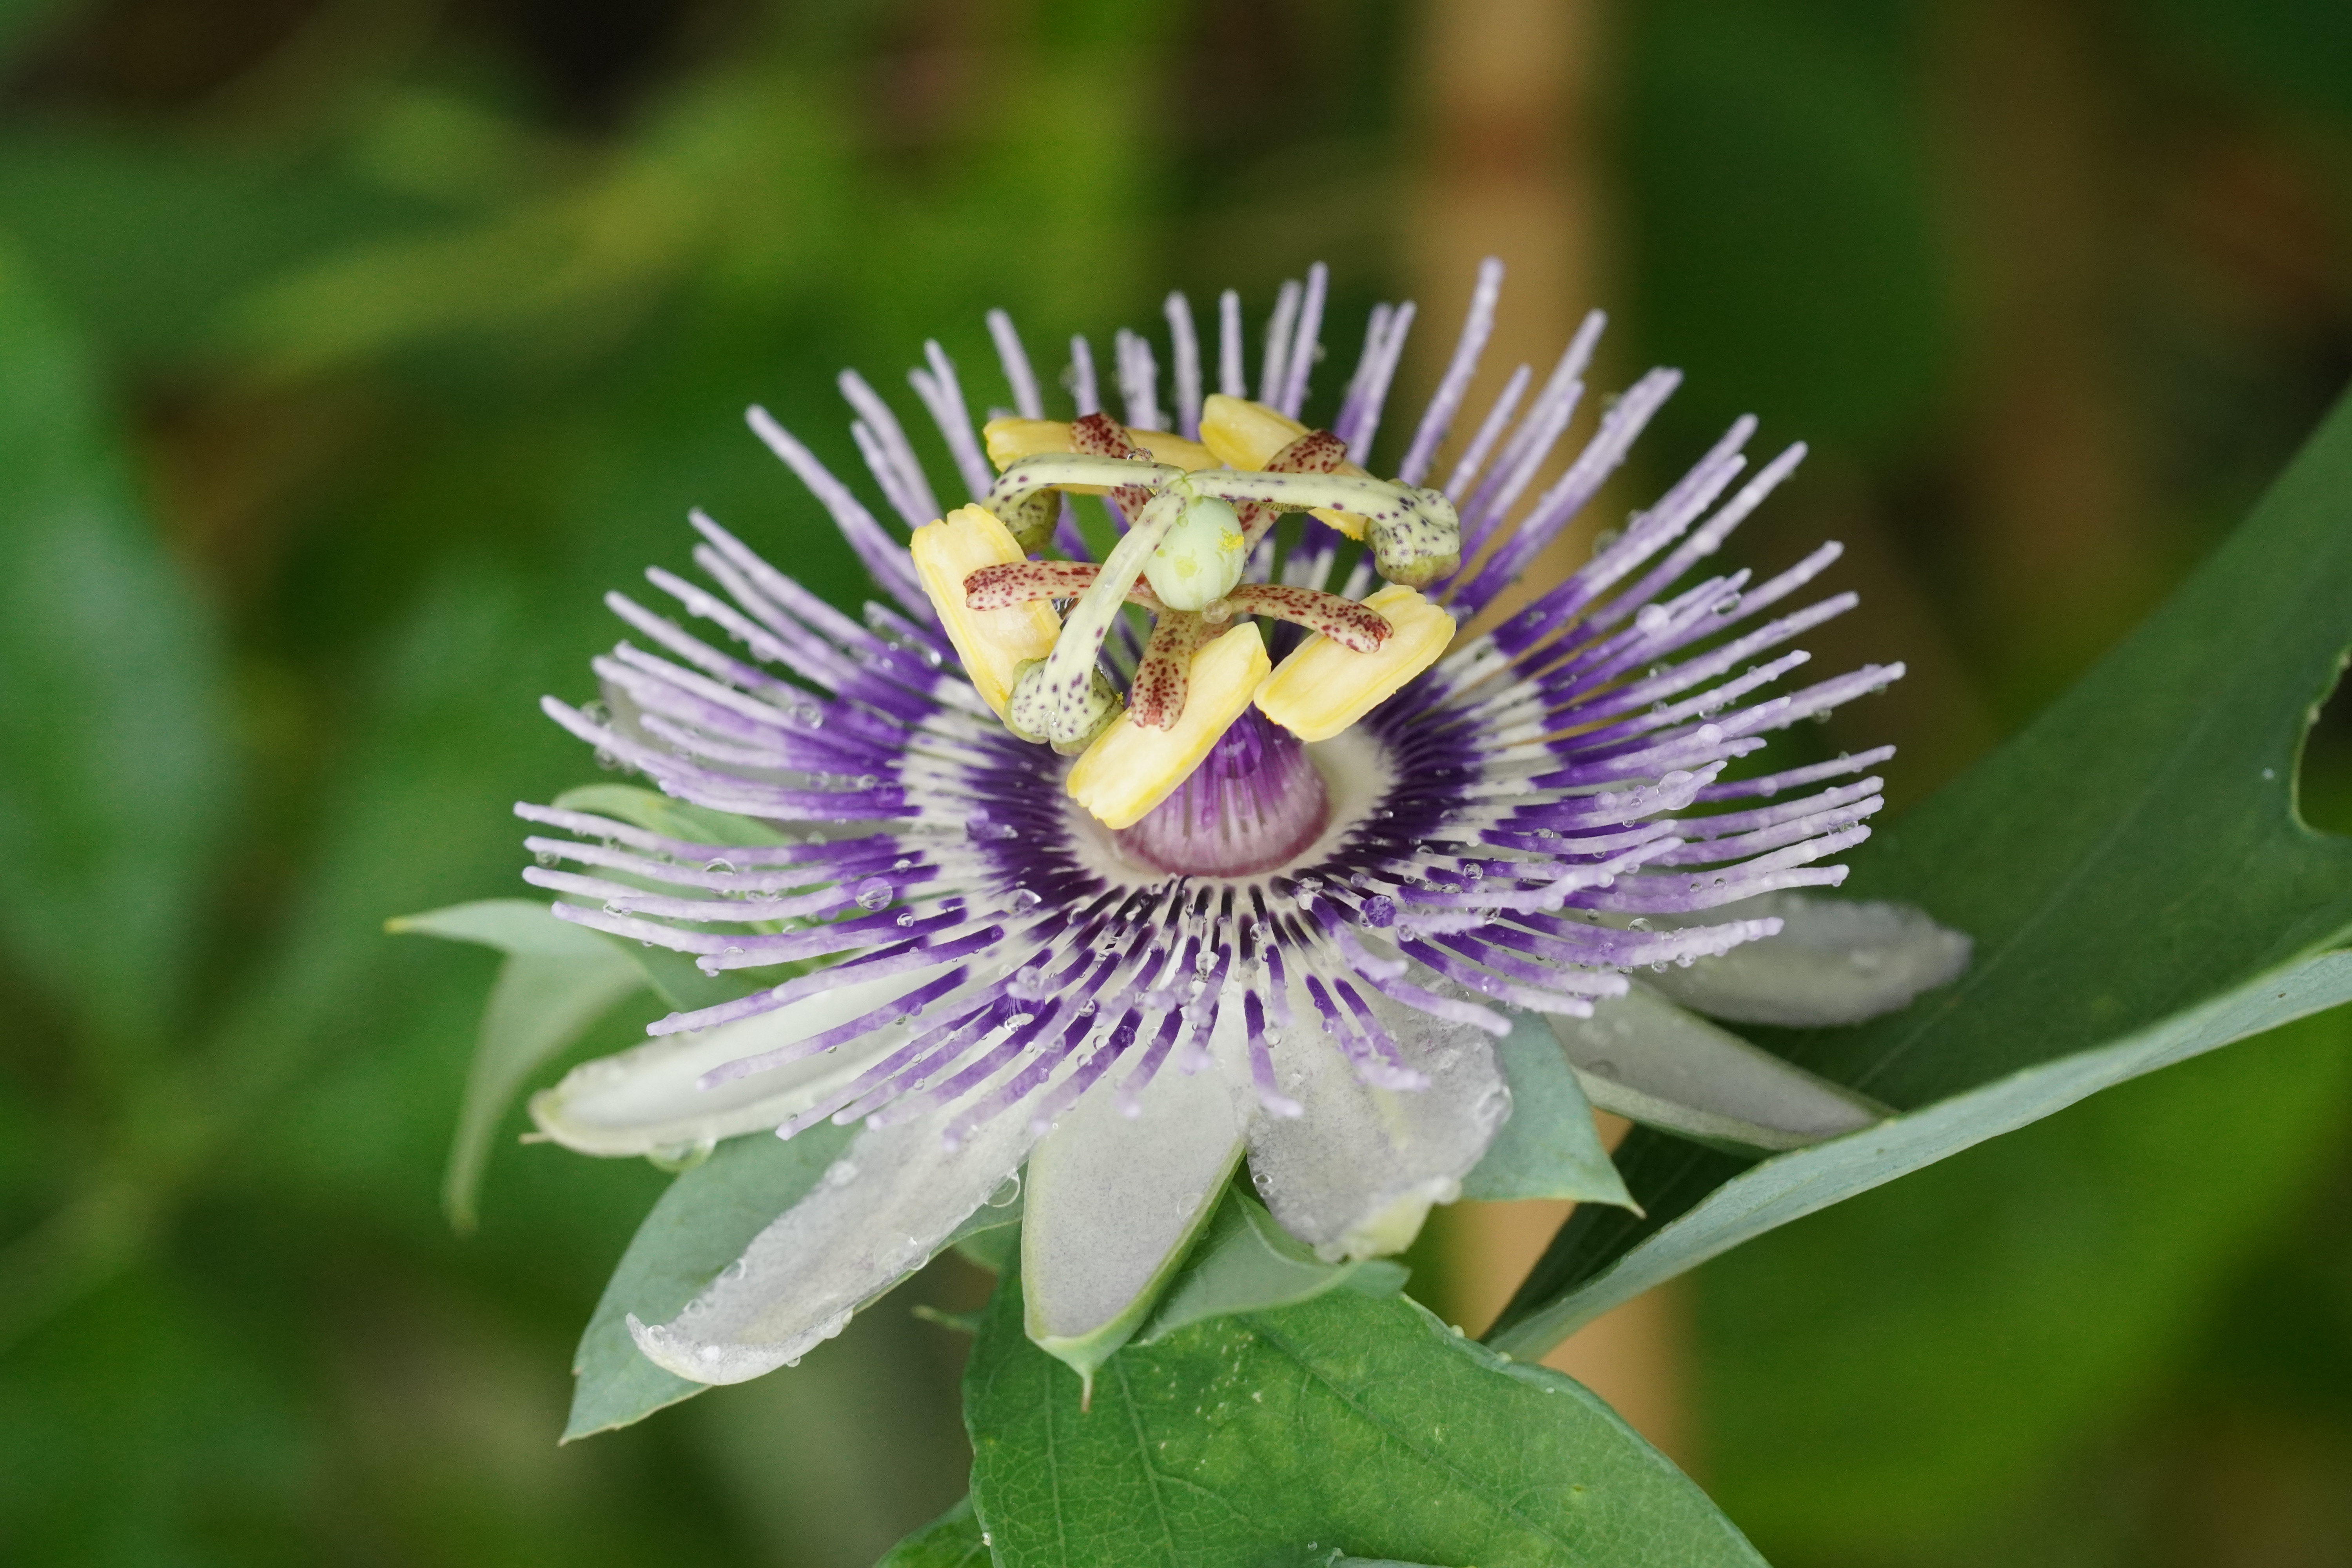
[2,0,2350,1563]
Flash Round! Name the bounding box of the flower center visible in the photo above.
[1114,708,1330,877]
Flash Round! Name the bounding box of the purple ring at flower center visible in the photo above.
[1114,708,1331,877]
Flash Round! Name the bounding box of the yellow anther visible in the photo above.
[982,417,1217,482]
[1196,394,1367,540]
[1065,623,1270,830]
[911,505,1060,717]
[1254,584,1453,742]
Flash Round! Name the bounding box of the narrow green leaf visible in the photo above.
[0,245,232,1050]
[391,898,650,1226]
[390,896,755,1012]
[1494,389,2352,1353]
[443,953,646,1232]
[554,782,797,848]
[565,1120,854,1441]
[967,1270,1764,1568]
[1134,1189,1403,1347]
[388,897,625,962]
[1461,1013,1636,1204]
[876,1495,993,1568]
[1494,949,2352,1356]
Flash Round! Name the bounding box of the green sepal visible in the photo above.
[1020,1139,1241,1395]
[1460,1010,1639,1206]
[1134,1187,1406,1347]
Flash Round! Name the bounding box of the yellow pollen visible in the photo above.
[982,417,1217,483]
[1065,622,1270,830]
[1254,584,1453,742]
[910,504,1060,717]
[1196,394,1368,540]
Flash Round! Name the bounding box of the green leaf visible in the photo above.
[388,897,626,962]
[392,899,649,1228]
[390,893,757,1013]
[1492,388,2352,1356]
[0,243,233,1051]
[564,1119,854,1441]
[1134,1189,1403,1347]
[454,955,646,1232]
[967,1270,1764,1568]
[552,782,797,848]
[876,1495,993,1568]
[1461,1013,1636,1204]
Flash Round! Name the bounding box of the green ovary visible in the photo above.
[1145,496,1247,611]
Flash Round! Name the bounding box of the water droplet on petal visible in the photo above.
[854,876,893,910]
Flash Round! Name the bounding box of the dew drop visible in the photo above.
[1635,603,1671,635]
[705,858,736,875]
[985,1171,1022,1209]
[854,877,893,911]
[1007,887,1042,913]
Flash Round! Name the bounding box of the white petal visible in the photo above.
[531,965,958,1156]
[1647,892,1970,1026]
[1553,984,1885,1152]
[1021,1060,1244,1378]
[630,1096,1038,1384]
[1242,984,1509,1262]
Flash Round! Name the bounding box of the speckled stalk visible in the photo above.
[967,560,1101,607]
[965,560,1169,615]
[1027,488,1185,747]
[1216,584,1393,651]
[1235,427,1352,550]
[985,452,1178,553]
[1130,609,1210,730]
[1070,412,1157,522]
[1184,469,1457,590]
